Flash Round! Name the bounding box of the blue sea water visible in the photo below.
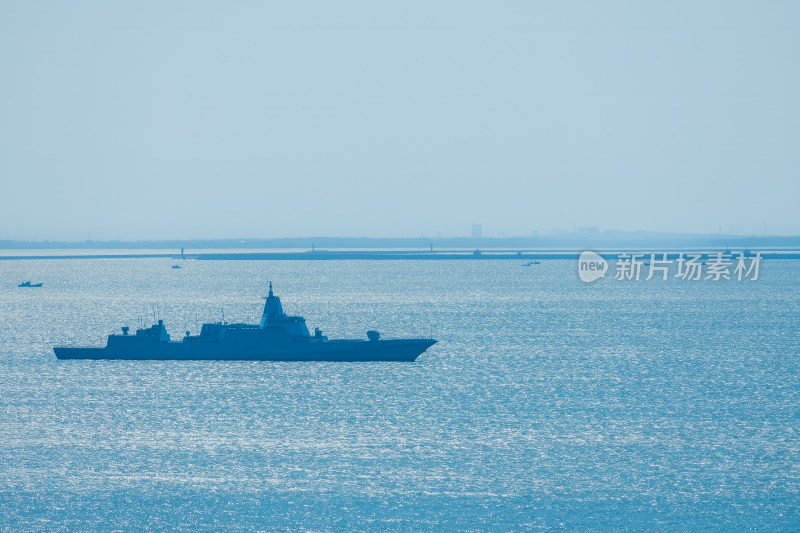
[0,258,799,531]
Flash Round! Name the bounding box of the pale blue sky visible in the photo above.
[1,1,798,240]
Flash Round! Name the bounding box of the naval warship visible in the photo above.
[53,283,436,361]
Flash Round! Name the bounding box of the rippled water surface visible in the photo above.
[1,258,799,530]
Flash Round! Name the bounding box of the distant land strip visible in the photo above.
[1,250,800,260]
[3,232,800,251]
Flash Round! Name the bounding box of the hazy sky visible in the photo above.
[1,1,798,240]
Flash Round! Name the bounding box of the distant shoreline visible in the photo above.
[3,232,800,253]
[1,249,799,261]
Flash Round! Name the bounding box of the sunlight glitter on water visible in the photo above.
[1,258,799,529]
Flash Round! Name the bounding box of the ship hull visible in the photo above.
[54,339,435,362]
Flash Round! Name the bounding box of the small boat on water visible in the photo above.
[522,261,541,266]
[172,265,182,269]
[18,281,43,287]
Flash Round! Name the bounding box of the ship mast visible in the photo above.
[260,281,284,328]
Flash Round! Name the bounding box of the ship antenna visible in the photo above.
[269,281,273,297]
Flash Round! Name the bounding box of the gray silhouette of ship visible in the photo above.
[54,283,436,361]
